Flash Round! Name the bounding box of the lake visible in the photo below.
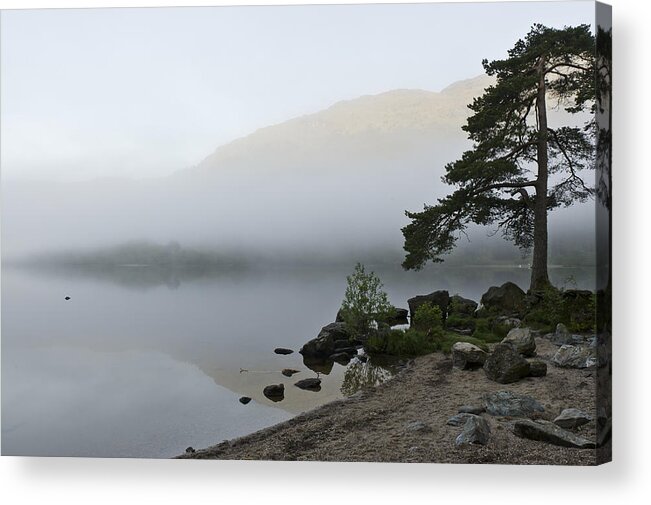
[1,262,595,458]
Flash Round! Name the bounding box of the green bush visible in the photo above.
[413,303,443,332]
[339,263,395,339]
[366,327,443,357]
[445,314,476,332]
[522,286,595,333]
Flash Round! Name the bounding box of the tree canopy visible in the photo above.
[402,24,596,291]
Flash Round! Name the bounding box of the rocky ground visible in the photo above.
[178,336,608,464]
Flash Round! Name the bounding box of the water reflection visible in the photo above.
[340,356,403,397]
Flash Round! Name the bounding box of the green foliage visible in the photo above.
[445,314,476,332]
[339,263,395,339]
[366,328,443,357]
[472,318,511,343]
[412,303,443,332]
[401,24,596,292]
[523,287,595,333]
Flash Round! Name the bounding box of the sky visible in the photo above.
[0,1,595,181]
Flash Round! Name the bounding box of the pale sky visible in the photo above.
[0,1,594,181]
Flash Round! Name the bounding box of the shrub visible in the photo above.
[366,328,443,357]
[339,263,395,339]
[412,302,443,333]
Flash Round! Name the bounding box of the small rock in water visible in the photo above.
[281,368,300,377]
[263,384,285,402]
[64,296,71,300]
[185,447,195,454]
[239,396,252,405]
[294,378,322,391]
[274,348,294,355]
[458,405,486,415]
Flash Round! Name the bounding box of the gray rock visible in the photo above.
[480,282,526,315]
[294,378,322,391]
[239,396,252,405]
[449,295,478,316]
[552,345,596,369]
[408,290,450,323]
[185,447,195,454]
[501,327,536,357]
[512,419,596,448]
[496,316,522,329]
[483,391,545,417]
[551,323,584,346]
[381,307,410,327]
[455,415,491,446]
[452,341,488,370]
[527,359,548,377]
[404,421,432,433]
[554,408,593,429]
[458,405,486,415]
[300,322,351,357]
[483,343,531,383]
[274,347,294,355]
[281,368,300,377]
[447,413,474,427]
[263,383,285,401]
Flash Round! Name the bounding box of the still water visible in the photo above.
[1,263,594,458]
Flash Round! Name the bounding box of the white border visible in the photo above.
[1,1,649,504]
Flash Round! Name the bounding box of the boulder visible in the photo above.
[551,345,596,369]
[336,307,409,327]
[274,347,294,355]
[408,290,450,323]
[263,384,285,401]
[281,368,300,377]
[381,307,410,327]
[480,282,526,315]
[300,322,351,357]
[238,396,252,405]
[458,405,486,415]
[554,408,593,429]
[455,415,491,446]
[447,413,475,427]
[483,343,531,383]
[496,316,522,329]
[448,295,478,316]
[512,419,596,449]
[527,360,548,377]
[501,327,536,357]
[483,391,544,417]
[452,342,488,370]
[294,378,322,391]
[551,323,583,346]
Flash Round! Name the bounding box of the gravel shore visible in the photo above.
[178,337,606,464]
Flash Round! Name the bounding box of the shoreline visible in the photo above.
[177,336,605,464]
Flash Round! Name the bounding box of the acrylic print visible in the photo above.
[1,1,611,464]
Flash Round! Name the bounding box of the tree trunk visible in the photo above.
[530,56,551,292]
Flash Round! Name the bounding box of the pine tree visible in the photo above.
[402,24,596,292]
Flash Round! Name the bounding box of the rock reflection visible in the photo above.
[340,356,403,397]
